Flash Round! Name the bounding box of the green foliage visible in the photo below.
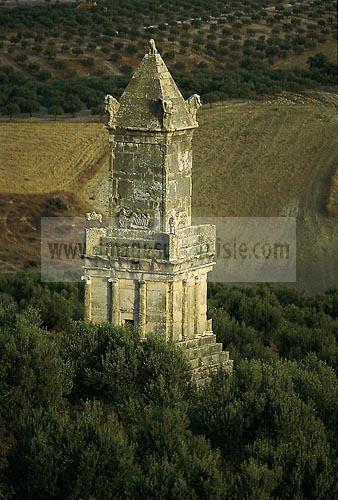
[132,404,224,499]
[0,50,336,116]
[0,273,337,498]
[308,53,332,70]
[208,283,338,371]
[0,270,83,330]
[58,321,192,408]
[8,402,137,500]
[0,290,223,498]
[48,104,64,118]
[37,69,51,81]
[3,103,20,118]
[190,359,336,499]
[0,307,72,427]
[0,65,128,116]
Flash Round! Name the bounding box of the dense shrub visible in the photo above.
[190,359,336,499]
[0,270,83,330]
[0,277,337,497]
[208,283,338,371]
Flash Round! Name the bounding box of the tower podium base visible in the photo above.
[177,333,233,385]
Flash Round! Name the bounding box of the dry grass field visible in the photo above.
[192,100,338,218]
[0,122,107,271]
[0,94,337,291]
[0,122,108,193]
[191,98,338,292]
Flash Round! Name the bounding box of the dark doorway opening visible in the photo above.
[124,319,135,328]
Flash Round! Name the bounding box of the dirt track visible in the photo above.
[297,157,338,292]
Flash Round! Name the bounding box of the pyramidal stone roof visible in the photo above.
[114,40,198,132]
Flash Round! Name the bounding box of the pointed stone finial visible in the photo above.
[148,39,157,55]
[105,94,119,128]
[186,94,202,122]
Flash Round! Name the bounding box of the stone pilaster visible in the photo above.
[194,276,200,336]
[167,280,173,341]
[108,277,120,325]
[108,148,114,220]
[138,280,147,338]
[182,279,187,339]
[81,275,92,321]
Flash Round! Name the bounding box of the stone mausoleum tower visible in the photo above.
[83,40,232,379]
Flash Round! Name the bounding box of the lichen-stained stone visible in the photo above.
[83,40,232,382]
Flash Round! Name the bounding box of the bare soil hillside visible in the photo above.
[0,192,90,272]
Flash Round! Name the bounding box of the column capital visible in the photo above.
[81,275,92,284]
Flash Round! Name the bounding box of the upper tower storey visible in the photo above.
[104,40,202,233]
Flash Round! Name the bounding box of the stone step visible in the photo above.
[192,353,233,381]
[185,342,222,360]
[176,333,233,384]
[199,333,217,346]
[178,338,199,350]
[178,333,216,350]
[192,364,220,380]
[190,352,223,370]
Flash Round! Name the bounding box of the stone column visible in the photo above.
[108,277,120,325]
[138,280,147,339]
[108,150,113,218]
[166,281,173,341]
[181,279,187,339]
[194,276,199,336]
[200,275,209,334]
[81,275,92,321]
